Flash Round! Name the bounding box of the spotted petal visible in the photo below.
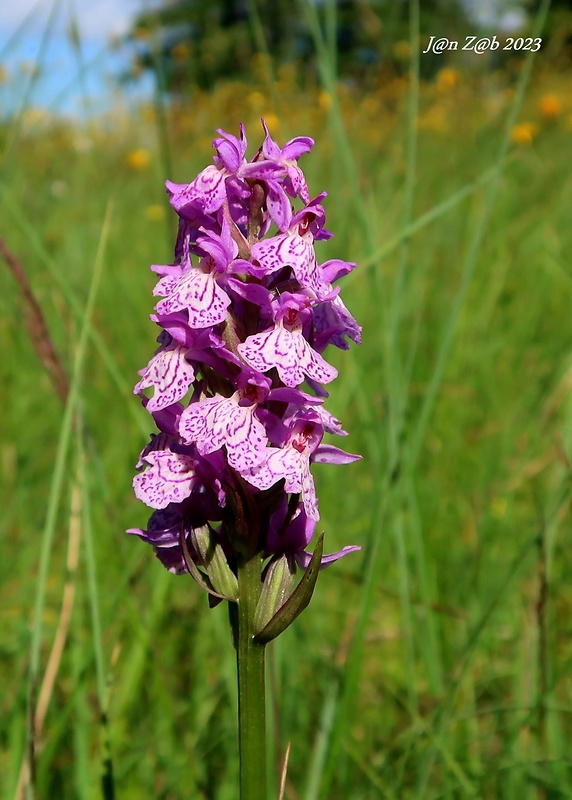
[133,450,197,509]
[251,233,327,295]
[155,269,231,329]
[134,345,195,412]
[266,182,293,231]
[179,393,268,472]
[238,321,337,388]
[243,446,319,520]
[166,165,227,216]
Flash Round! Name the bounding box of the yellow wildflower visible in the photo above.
[263,112,280,132]
[318,90,332,111]
[417,105,448,133]
[490,497,507,520]
[393,40,410,62]
[126,148,151,170]
[539,93,562,119]
[510,123,538,145]
[145,204,166,222]
[247,91,266,111]
[360,95,379,116]
[436,67,460,91]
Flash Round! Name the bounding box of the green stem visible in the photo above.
[236,553,267,800]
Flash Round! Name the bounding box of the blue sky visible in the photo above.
[0,0,155,116]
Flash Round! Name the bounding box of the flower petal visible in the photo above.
[166,165,227,216]
[243,446,319,520]
[134,346,195,412]
[295,545,361,570]
[179,394,268,471]
[133,450,197,509]
[155,269,231,328]
[251,232,327,295]
[266,181,293,231]
[312,444,362,465]
[238,322,337,388]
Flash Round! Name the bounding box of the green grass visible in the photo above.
[2,2,572,798]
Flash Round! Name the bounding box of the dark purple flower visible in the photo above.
[127,505,192,575]
[267,498,360,569]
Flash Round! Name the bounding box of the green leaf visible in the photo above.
[253,534,324,644]
[253,555,296,633]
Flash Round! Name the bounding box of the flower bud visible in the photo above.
[191,525,239,601]
[254,555,296,634]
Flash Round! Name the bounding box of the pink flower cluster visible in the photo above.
[128,122,361,578]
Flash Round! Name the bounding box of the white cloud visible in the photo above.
[463,0,528,32]
[0,0,42,28]
[72,0,145,40]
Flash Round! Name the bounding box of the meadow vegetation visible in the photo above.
[2,12,572,799]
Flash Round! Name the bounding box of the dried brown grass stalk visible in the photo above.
[0,235,69,404]
[14,470,82,800]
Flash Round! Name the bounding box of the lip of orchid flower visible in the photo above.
[243,408,361,522]
[241,411,326,520]
[250,225,329,298]
[178,370,272,473]
[133,448,198,510]
[152,217,260,331]
[153,257,232,329]
[134,343,196,413]
[237,291,338,388]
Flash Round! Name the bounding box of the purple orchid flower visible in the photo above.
[250,197,332,297]
[133,447,197,509]
[130,121,361,610]
[134,342,196,412]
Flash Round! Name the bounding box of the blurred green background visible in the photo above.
[2,0,572,797]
